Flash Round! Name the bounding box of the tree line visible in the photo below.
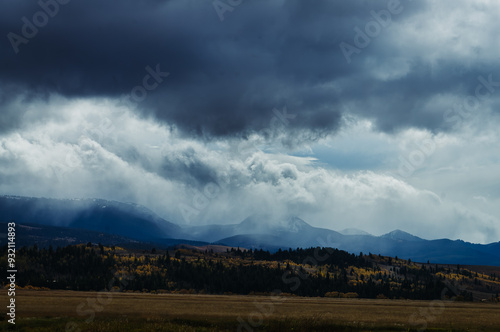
[0,243,476,300]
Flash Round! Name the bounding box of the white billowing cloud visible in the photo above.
[1,96,499,243]
[390,0,500,63]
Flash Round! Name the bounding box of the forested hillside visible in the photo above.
[2,244,500,301]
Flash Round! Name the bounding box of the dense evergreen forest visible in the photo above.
[2,243,500,301]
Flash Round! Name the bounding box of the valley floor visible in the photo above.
[2,290,499,331]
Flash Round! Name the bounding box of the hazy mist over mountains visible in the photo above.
[2,195,500,266]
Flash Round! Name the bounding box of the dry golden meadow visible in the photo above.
[2,289,499,331]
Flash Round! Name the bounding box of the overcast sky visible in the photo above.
[1,0,500,243]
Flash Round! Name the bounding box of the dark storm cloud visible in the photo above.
[160,147,218,187]
[0,0,497,138]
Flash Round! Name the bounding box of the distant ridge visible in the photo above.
[2,195,500,266]
[0,221,209,249]
[339,228,372,236]
[0,195,182,241]
[380,229,423,242]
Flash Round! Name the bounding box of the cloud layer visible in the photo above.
[1,99,499,243]
[1,0,500,243]
[2,0,500,139]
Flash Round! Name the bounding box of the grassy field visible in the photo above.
[2,290,499,331]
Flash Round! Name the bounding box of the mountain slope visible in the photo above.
[339,228,372,236]
[211,216,500,266]
[2,195,500,266]
[380,229,423,242]
[0,196,181,241]
[0,221,209,249]
[185,215,344,246]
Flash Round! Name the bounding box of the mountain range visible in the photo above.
[1,195,500,266]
